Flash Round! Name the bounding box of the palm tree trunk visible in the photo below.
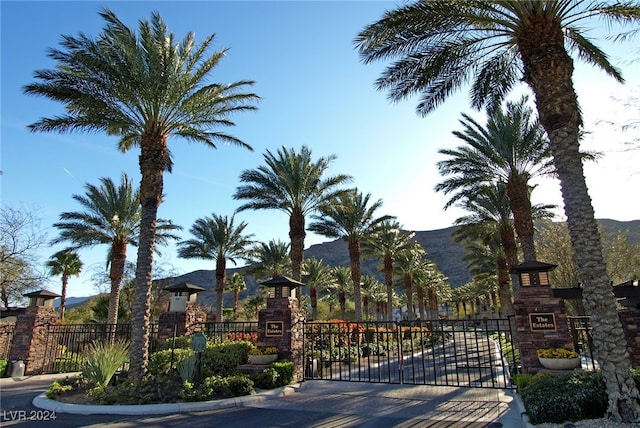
[107,239,127,326]
[310,286,318,320]
[348,239,363,322]
[60,275,68,320]
[416,285,425,320]
[506,179,537,261]
[130,138,167,382]
[383,256,393,321]
[521,33,640,420]
[289,209,305,288]
[404,274,414,321]
[215,256,226,322]
[233,289,239,315]
[339,291,346,320]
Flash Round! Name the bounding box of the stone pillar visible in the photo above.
[157,302,209,344]
[9,306,59,375]
[257,297,305,380]
[514,286,572,373]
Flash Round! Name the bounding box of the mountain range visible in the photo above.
[154,219,640,309]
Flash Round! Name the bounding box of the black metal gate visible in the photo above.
[303,318,516,389]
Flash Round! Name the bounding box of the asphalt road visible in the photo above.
[0,374,513,428]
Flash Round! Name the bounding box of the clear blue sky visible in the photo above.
[2,1,639,298]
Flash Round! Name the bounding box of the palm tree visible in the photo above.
[363,220,417,320]
[47,250,83,320]
[330,266,353,320]
[177,213,253,322]
[436,97,551,262]
[361,274,386,320]
[25,9,259,380]
[356,2,640,419]
[234,145,351,287]
[51,174,180,326]
[309,189,394,321]
[394,245,427,321]
[247,239,292,280]
[226,272,246,316]
[302,257,333,320]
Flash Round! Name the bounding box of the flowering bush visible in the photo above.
[226,332,258,343]
[537,348,579,359]
[249,346,279,356]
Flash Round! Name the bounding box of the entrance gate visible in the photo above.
[303,319,516,389]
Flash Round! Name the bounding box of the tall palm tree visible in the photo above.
[363,220,417,320]
[51,174,180,326]
[356,2,640,419]
[330,266,353,321]
[309,189,394,321]
[436,97,551,261]
[361,274,386,320]
[302,257,333,320]
[226,272,246,316]
[47,250,83,320]
[177,213,253,322]
[234,145,351,286]
[247,239,292,280]
[25,9,259,380]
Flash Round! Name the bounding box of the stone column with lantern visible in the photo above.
[157,282,209,344]
[512,261,574,373]
[9,290,61,375]
[258,276,306,380]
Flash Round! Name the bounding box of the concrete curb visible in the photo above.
[510,389,536,428]
[33,382,305,415]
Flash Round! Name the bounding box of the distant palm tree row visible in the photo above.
[25,2,640,420]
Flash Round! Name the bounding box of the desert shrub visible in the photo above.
[82,340,129,388]
[177,354,198,382]
[521,371,607,424]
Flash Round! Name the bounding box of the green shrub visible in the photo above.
[250,361,295,389]
[46,380,74,398]
[179,374,254,402]
[198,341,252,378]
[148,348,194,376]
[271,361,294,387]
[0,359,6,376]
[521,371,607,424]
[161,335,193,351]
[82,340,129,388]
[251,367,279,389]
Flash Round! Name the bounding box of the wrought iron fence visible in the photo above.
[303,318,516,389]
[41,322,159,374]
[568,316,597,371]
[198,322,258,343]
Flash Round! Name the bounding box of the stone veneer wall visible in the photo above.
[514,286,572,374]
[257,297,305,380]
[618,308,640,369]
[0,323,16,359]
[157,302,210,343]
[8,306,59,375]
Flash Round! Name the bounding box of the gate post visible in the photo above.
[157,282,211,343]
[8,290,60,375]
[258,276,306,381]
[511,261,573,373]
